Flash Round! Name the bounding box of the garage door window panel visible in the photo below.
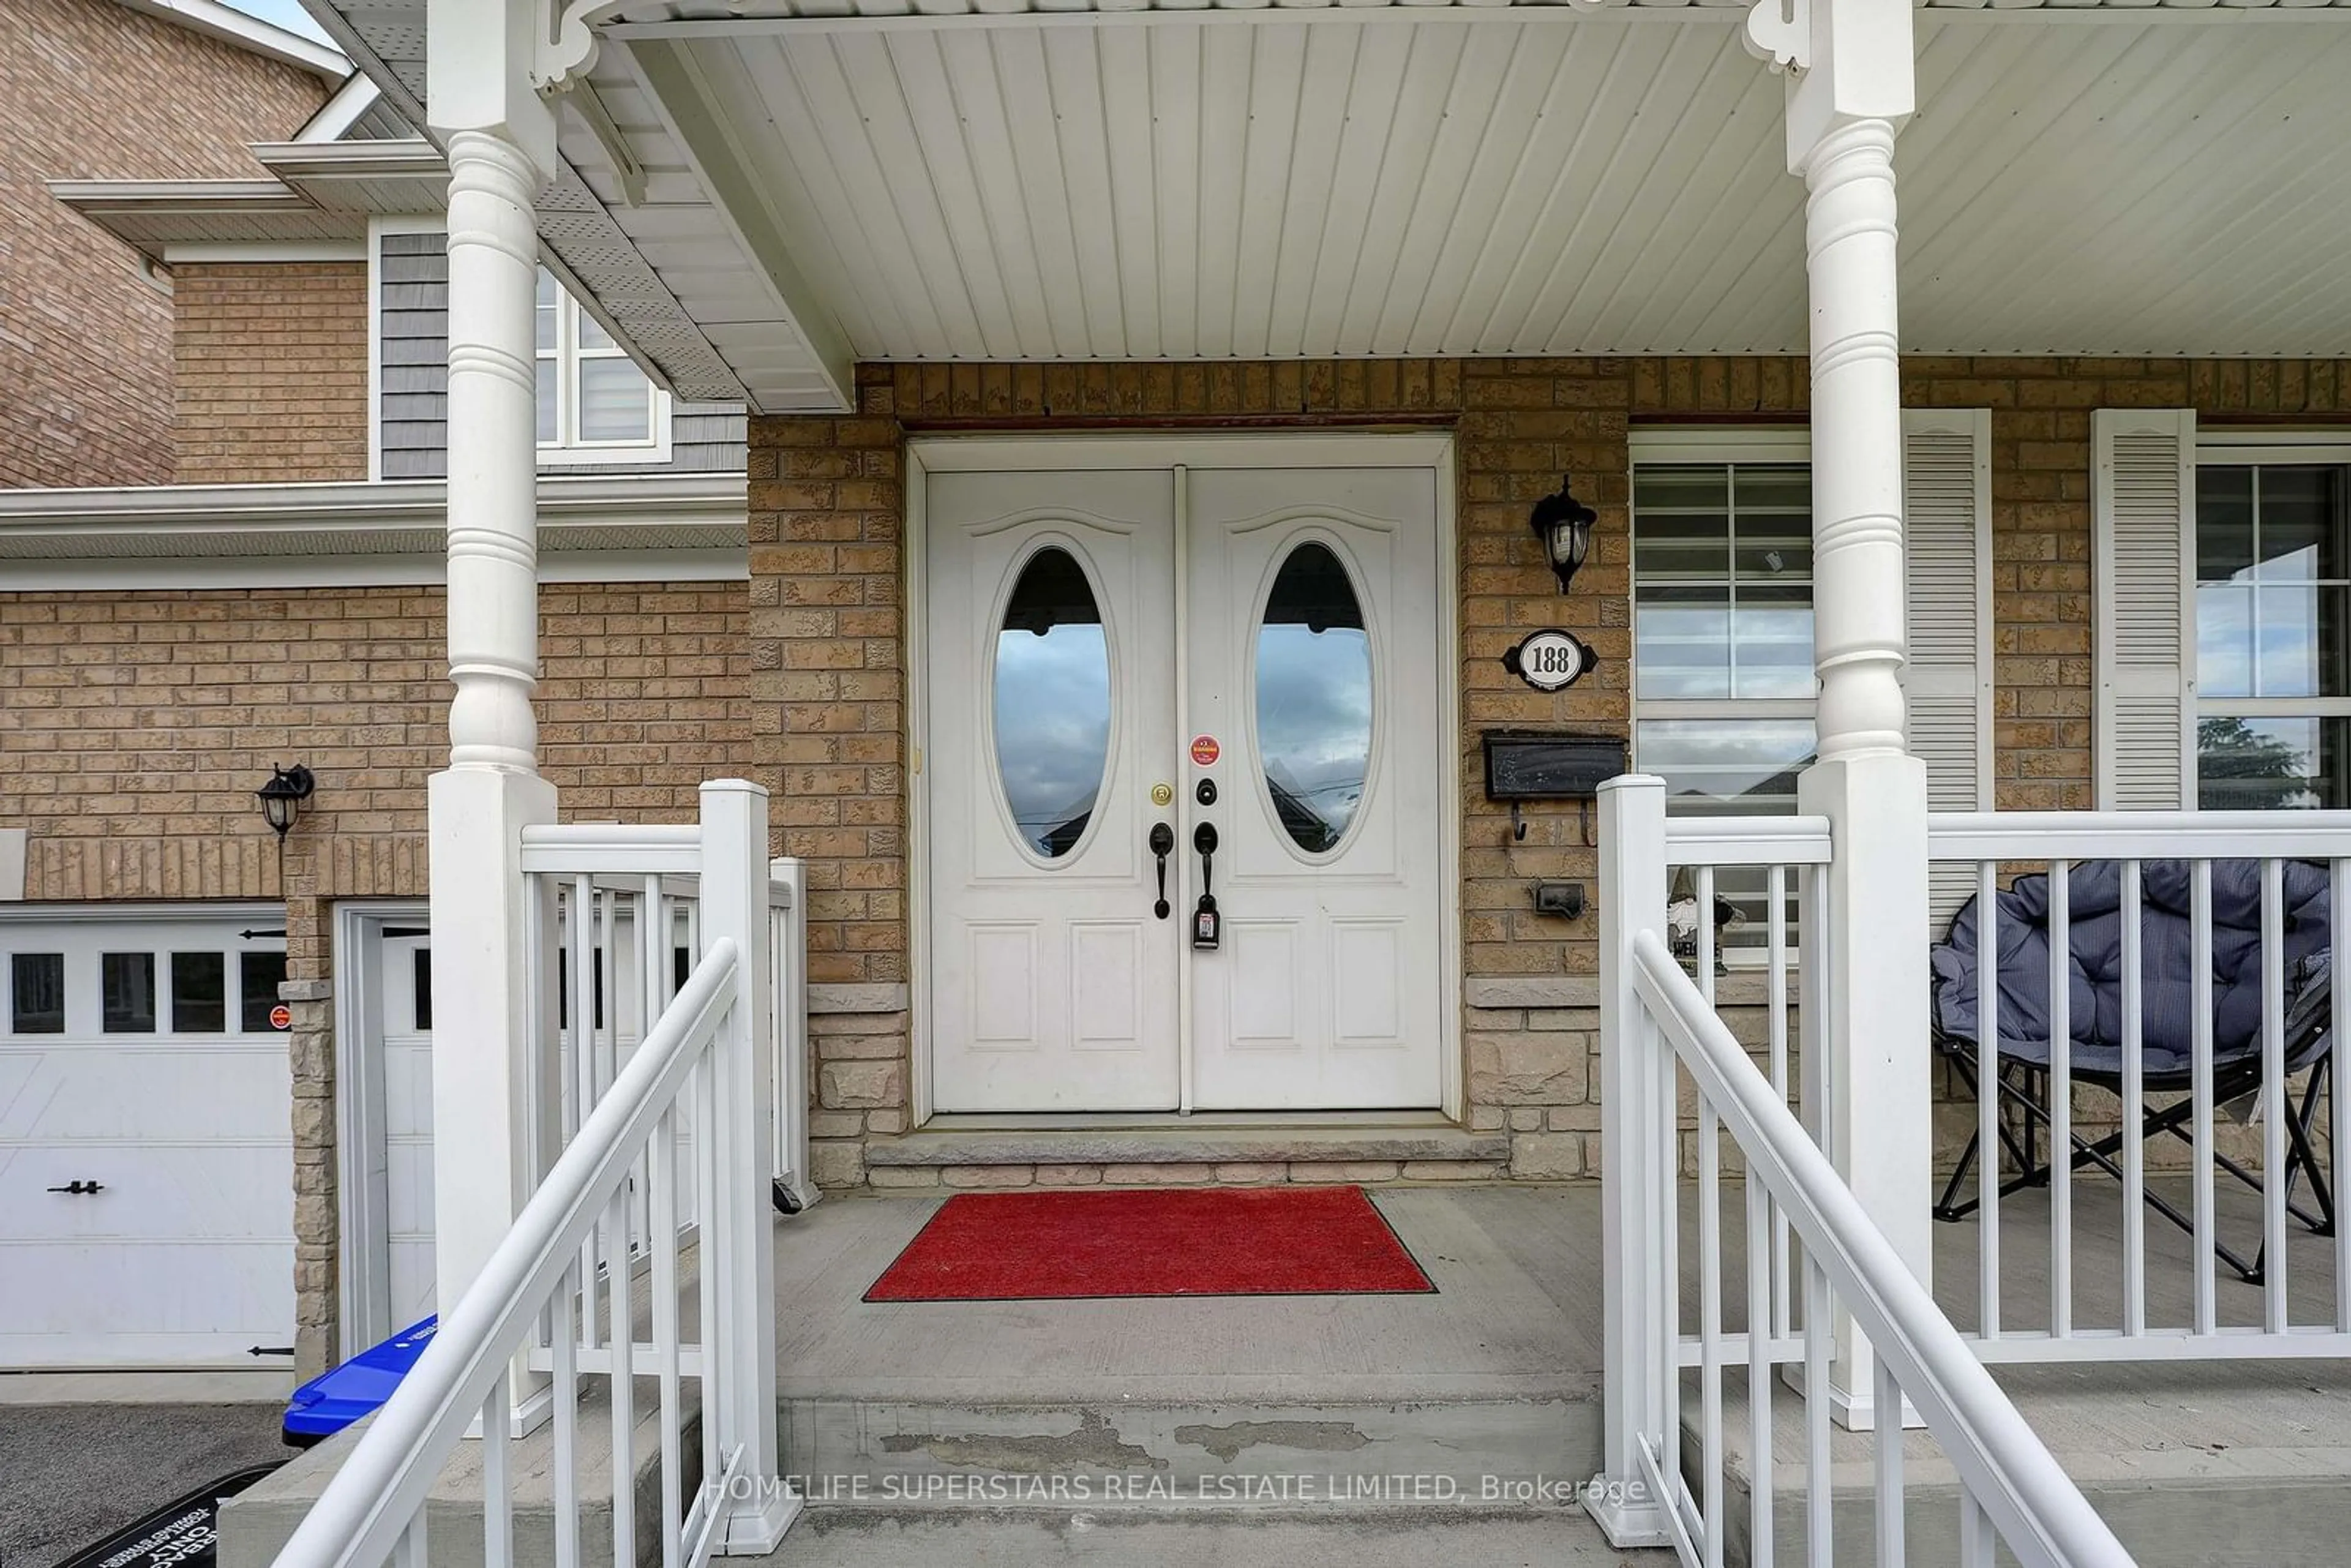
[171,951,227,1033]
[10,953,64,1034]
[241,951,289,1033]
[102,952,157,1033]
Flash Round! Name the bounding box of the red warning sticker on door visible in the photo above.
[1190,735,1220,767]
[268,1003,292,1031]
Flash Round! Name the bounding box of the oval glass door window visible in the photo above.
[1256,541,1372,853]
[995,546,1112,859]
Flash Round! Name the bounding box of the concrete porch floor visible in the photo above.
[782,1181,2351,1564]
[219,1180,2351,1566]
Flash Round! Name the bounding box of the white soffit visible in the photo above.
[612,14,2351,361]
[319,1,2351,409]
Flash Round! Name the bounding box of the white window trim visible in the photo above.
[2190,433,2351,792]
[537,275,673,466]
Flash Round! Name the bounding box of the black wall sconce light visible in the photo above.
[256,764,316,845]
[1529,475,1599,594]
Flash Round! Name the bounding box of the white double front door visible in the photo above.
[926,454,1446,1112]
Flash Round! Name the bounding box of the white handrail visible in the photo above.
[273,939,741,1568]
[1929,809,2351,861]
[1630,931,2134,1568]
[1665,814,1835,867]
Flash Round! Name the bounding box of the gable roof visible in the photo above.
[108,0,349,77]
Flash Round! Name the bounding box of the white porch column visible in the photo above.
[1750,0,1933,1429]
[425,0,561,1319]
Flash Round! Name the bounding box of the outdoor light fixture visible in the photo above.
[1529,475,1599,595]
[256,764,315,844]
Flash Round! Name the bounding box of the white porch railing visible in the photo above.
[1927,812,2349,1362]
[275,781,797,1567]
[1597,775,2135,1568]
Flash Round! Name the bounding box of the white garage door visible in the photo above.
[0,912,292,1369]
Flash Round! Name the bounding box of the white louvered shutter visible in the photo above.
[2093,410,2197,809]
[1903,410,1993,933]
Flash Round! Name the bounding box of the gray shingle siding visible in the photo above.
[374,230,747,481]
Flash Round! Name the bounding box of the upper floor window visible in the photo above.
[536,270,669,462]
[2195,454,2351,808]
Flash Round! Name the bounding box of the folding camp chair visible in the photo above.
[1928,859,2336,1285]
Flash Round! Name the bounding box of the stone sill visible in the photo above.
[865,1123,1512,1169]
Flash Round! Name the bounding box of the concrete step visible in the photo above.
[784,1394,1599,1509]
[738,1506,1672,1566]
[1692,1359,2351,1568]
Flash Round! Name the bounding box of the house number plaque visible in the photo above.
[1501,629,1597,693]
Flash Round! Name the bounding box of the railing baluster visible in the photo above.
[695,1054,720,1494]
[1696,864,1717,1008]
[571,875,599,1328]
[1976,859,2000,1341]
[1699,1100,1724,1568]
[396,1517,427,1568]
[2120,858,2146,1338]
[2262,857,2289,1332]
[2334,856,2350,1335]
[2048,860,2072,1339]
[1655,1015,1682,1516]
[1767,863,1792,1342]
[651,1106,683,1568]
[607,1187,634,1568]
[1745,1163,1775,1568]
[1804,1259,1833,1568]
[2192,859,2217,1335]
[553,1267,580,1568]
[482,1386,512,1568]
[1959,1491,1995,1568]
[1873,1359,1904,1568]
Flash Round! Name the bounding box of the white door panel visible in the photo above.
[928,470,1182,1111]
[1185,468,1444,1109]
[926,455,1446,1114]
[0,915,292,1369]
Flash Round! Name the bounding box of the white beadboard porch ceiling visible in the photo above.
[316,2,2351,411]
[594,13,2351,366]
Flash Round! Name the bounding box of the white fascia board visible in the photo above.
[47,179,312,212]
[161,240,368,262]
[255,140,446,182]
[108,0,348,76]
[0,474,748,553]
[296,70,385,141]
[0,550,749,591]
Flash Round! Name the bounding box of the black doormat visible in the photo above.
[52,1463,283,1568]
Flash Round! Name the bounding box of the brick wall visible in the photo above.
[0,583,752,903]
[752,354,2351,1188]
[0,0,328,489]
[173,263,370,484]
[0,580,752,1373]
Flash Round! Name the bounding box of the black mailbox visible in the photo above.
[1481,730,1627,801]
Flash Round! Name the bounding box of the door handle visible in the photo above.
[1191,823,1221,950]
[48,1180,105,1195]
[1149,822,1175,918]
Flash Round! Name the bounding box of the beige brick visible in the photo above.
[1509,1133,1584,1181]
[1212,1162,1289,1185]
[868,1166,942,1189]
[942,1165,1035,1188]
[1400,1161,1509,1181]
[1033,1164,1105,1187]
[1099,1163,1218,1186]
[810,1141,867,1189]
[819,1059,905,1109]
[1288,1161,1401,1184]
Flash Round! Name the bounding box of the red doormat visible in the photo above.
[864,1185,1434,1302]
